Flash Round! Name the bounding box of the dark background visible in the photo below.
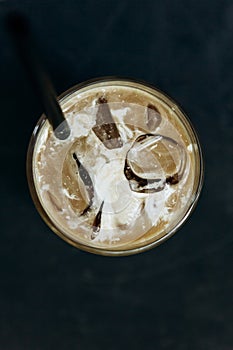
[0,1,233,349]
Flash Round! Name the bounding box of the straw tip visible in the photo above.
[54,122,71,140]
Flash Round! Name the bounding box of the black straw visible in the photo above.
[5,12,70,140]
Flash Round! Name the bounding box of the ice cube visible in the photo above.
[124,134,186,193]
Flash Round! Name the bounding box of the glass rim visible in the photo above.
[27,76,204,256]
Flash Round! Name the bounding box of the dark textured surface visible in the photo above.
[0,1,233,349]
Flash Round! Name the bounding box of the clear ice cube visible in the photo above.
[125,134,186,193]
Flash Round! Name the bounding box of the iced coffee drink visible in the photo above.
[27,78,203,255]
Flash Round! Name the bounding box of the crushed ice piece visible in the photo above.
[187,144,193,152]
[41,184,50,191]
